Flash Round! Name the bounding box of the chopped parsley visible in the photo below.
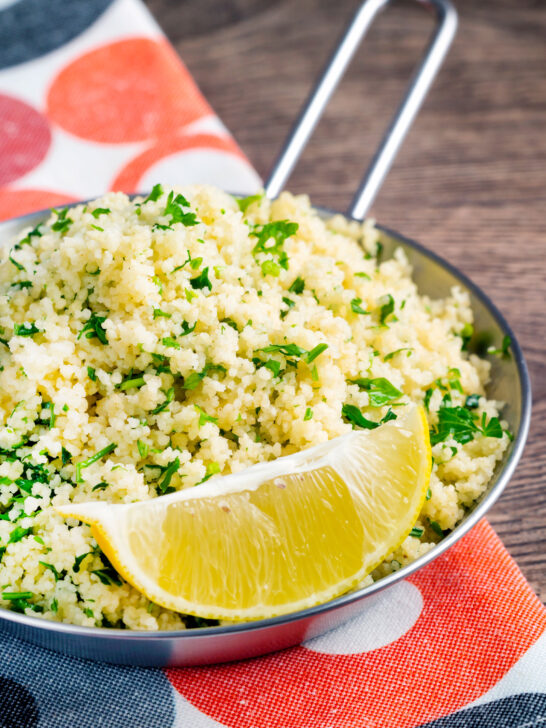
[410,526,424,538]
[51,208,73,234]
[488,334,511,359]
[78,313,108,345]
[61,447,72,466]
[87,366,97,381]
[429,519,444,537]
[75,443,117,482]
[430,405,504,446]
[280,297,295,319]
[465,394,481,409]
[10,280,33,290]
[237,192,264,213]
[190,267,212,291]
[288,277,305,294]
[153,308,172,319]
[8,526,31,543]
[350,298,369,315]
[150,388,174,415]
[159,191,198,228]
[39,561,62,581]
[119,375,145,391]
[383,347,413,361]
[348,377,403,407]
[251,220,298,276]
[91,567,122,587]
[41,401,56,428]
[377,294,396,325]
[304,407,313,421]
[9,253,25,271]
[158,457,180,494]
[144,184,163,203]
[194,405,218,427]
[253,357,282,378]
[162,337,180,349]
[460,323,474,351]
[14,322,41,337]
[91,207,110,218]
[341,404,380,430]
[181,321,197,336]
[304,344,328,364]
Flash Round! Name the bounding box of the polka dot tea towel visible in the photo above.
[0,1,544,726]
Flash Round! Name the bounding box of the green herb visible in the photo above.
[39,561,62,581]
[280,297,295,319]
[2,591,33,600]
[350,298,369,315]
[162,337,180,349]
[9,253,25,271]
[158,457,180,493]
[91,207,110,218]
[62,448,72,468]
[19,223,43,245]
[8,526,31,543]
[91,568,122,586]
[380,408,397,424]
[341,404,379,430]
[62,404,69,412]
[137,440,148,458]
[377,294,395,325]
[10,280,33,290]
[355,272,371,280]
[304,344,328,364]
[288,277,305,294]
[144,184,164,203]
[383,347,413,361]
[14,322,41,337]
[488,334,511,359]
[90,224,103,232]
[258,343,307,358]
[194,405,218,427]
[251,220,297,275]
[348,377,402,407]
[150,388,174,415]
[119,375,145,391]
[465,394,480,409]
[220,318,238,332]
[185,288,197,302]
[152,275,163,295]
[480,413,503,438]
[220,429,239,444]
[237,192,264,213]
[429,519,444,537]
[84,608,94,619]
[424,388,433,411]
[460,323,474,351]
[92,482,109,492]
[190,267,212,291]
[310,364,319,382]
[426,487,432,500]
[39,401,55,429]
[78,313,108,345]
[51,598,58,613]
[430,406,477,446]
[261,260,281,277]
[199,461,220,483]
[410,527,424,538]
[181,321,197,337]
[153,308,172,320]
[51,208,73,234]
[304,407,313,421]
[34,535,45,546]
[75,443,117,482]
[161,191,198,228]
[253,357,282,378]
[87,366,97,381]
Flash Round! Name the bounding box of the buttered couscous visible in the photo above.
[0,185,509,629]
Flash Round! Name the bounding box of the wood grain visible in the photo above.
[146,0,546,600]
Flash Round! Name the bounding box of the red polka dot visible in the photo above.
[110,133,245,192]
[0,188,77,222]
[46,38,211,144]
[0,95,51,186]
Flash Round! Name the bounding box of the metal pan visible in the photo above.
[0,0,531,667]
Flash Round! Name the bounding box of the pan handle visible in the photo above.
[263,0,457,220]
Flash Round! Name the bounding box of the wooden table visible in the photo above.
[146,0,546,601]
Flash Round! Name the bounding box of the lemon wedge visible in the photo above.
[56,404,431,621]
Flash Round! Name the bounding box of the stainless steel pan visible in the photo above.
[0,0,531,666]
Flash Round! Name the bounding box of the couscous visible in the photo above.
[0,185,509,629]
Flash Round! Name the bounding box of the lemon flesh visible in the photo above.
[56,405,431,621]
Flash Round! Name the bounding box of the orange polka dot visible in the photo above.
[46,38,211,144]
[110,133,245,192]
[0,188,77,222]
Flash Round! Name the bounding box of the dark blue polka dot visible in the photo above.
[416,693,546,727]
[0,0,113,70]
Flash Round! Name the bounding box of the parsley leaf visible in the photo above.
[349,377,403,407]
[190,267,212,291]
[430,406,477,446]
[341,404,379,430]
[75,443,117,482]
[181,321,196,336]
[158,457,180,493]
[150,387,174,415]
[194,405,218,427]
[237,192,264,213]
[488,334,511,359]
[51,208,73,234]
[251,221,297,275]
[350,298,369,315]
[304,343,328,364]
[39,561,62,581]
[162,191,198,228]
[78,313,108,345]
[91,207,110,218]
[288,277,305,294]
[14,322,41,337]
[144,184,163,203]
[304,407,313,421]
[377,294,395,325]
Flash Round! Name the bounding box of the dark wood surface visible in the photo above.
[146,0,546,600]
